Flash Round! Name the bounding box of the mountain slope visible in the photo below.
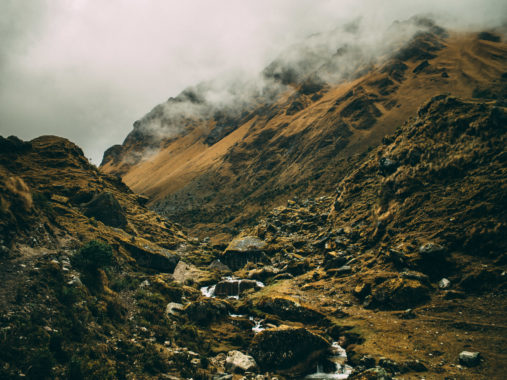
[101,29,507,237]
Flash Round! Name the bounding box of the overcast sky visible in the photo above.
[0,0,505,164]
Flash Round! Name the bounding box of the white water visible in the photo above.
[305,342,353,379]
[199,276,264,298]
[249,316,265,334]
[200,284,216,297]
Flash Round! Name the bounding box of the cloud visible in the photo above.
[0,0,505,164]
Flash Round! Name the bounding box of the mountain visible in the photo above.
[1,20,507,380]
[101,23,507,240]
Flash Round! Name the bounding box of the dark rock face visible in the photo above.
[83,191,127,228]
[249,327,329,372]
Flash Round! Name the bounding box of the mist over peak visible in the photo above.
[0,0,505,163]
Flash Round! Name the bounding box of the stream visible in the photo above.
[305,342,353,379]
[200,276,264,299]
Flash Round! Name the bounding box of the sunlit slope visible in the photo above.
[102,32,507,231]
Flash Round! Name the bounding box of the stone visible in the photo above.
[184,299,230,325]
[256,297,326,324]
[459,351,481,367]
[173,261,212,285]
[249,327,329,372]
[208,260,232,272]
[418,242,445,257]
[349,366,392,379]
[379,157,399,175]
[438,278,451,289]
[121,241,179,272]
[165,302,184,316]
[82,191,127,228]
[371,278,430,309]
[358,355,376,369]
[221,236,267,270]
[225,350,258,373]
[378,357,400,373]
[403,359,427,372]
[247,266,279,281]
[214,279,263,297]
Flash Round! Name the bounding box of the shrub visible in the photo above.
[71,241,114,271]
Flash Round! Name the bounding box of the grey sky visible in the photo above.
[0,0,505,164]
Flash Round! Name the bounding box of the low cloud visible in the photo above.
[0,0,505,163]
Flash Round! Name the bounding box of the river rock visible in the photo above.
[249,327,329,372]
[459,351,481,367]
[225,350,258,373]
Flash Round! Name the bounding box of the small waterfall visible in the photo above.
[305,342,353,379]
[200,276,264,299]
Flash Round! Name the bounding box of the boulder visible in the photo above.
[83,191,127,228]
[122,241,179,272]
[256,297,326,324]
[371,278,430,309]
[184,299,230,325]
[247,266,279,281]
[250,327,329,372]
[225,350,258,373]
[459,351,481,367]
[221,236,267,270]
[173,261,215,285]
